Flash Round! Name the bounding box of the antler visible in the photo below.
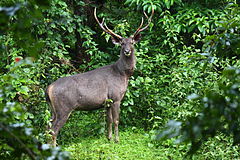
[133,7,154,37]
[94,7,123,40]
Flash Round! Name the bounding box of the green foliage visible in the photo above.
[157,67,240,154]
[0,66,70,159]
[1,0,240,158]
[0,0,70,159]
[0,1,49,57]
[120,0,231,129]
[203,3,240,58]
[58,120,240,160]
[125,0,183,11]
[157,1,240,154]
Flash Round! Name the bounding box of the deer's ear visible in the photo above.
[133,33,141,43]
[111,36,122,45]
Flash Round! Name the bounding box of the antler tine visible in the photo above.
[94,7,123,39]
[94,8,108,32]
[143,11,149,19]
[103,22,123,40]
[138,8,154,32]
[133,17,144,36]
[133,7,154,37]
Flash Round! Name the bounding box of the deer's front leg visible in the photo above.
[112,101,120,143]
[106,107,113,141]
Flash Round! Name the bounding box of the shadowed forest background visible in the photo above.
[0,0,240,159]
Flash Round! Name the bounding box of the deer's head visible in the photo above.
[94,8,154,57]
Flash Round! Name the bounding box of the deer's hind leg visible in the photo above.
[50,103,72,146]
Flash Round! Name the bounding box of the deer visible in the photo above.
[46,7,154,146]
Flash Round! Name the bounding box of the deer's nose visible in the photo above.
[124,49,131,56]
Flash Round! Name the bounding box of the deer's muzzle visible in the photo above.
[124,50,131,57]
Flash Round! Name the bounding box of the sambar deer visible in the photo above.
[46,7,154,146]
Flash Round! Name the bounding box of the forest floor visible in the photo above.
[57,112,240,160]
[61,131,166,160]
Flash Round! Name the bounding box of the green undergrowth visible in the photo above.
[56,111,240,160]
[62,131,163,160]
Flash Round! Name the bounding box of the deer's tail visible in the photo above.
[46,85,57,127]
[45,87,51,103]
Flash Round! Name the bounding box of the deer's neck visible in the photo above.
[114,52,136,77]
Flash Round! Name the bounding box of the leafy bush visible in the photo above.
[0,60,70,159]
[157,2,240,154]
[0,0,240,158]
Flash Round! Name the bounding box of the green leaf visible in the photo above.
[68,27,73,33]
[176,25,181,33]
[197,24,204,33]
[50,23,56,28]
[188,24,196,33]
[164,0,170,9]
[19,86,29,95]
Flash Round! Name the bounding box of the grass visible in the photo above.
[61,131,165,160]
[56,111,240,160]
